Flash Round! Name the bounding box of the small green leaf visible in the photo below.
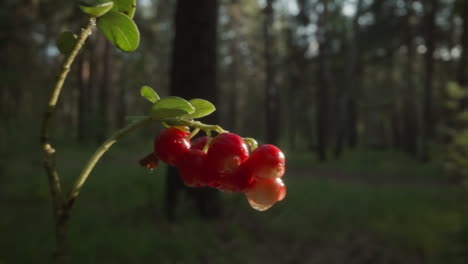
[183,99,216,119]
[151,97,195,120]
[97,11,140,52]
[112,0,136,18]
[56,31,78,55]
[140,86,160,103]
[79,1,114,17]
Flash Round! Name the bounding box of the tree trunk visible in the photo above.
[402,0,418,156]
[97,40,111,142]
[165,0,221,221]
[421,0,437,161]
[285,28,301,152]
[458,1,468,87]
[263,0,280,145]
[226,0,241,132]
[116,61,128,129]
[77,50,90,142]
[315,0,333,161]
[334,0,363,158]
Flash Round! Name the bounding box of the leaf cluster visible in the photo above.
[57,0,139,53]
[140,86,216,121]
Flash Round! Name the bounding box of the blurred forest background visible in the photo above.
[3,0,468,263]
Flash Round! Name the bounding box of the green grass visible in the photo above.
[1,141,466,263]
[288,148,445,181]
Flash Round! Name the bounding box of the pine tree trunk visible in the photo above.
[421,0,437,161]
[402,0,419,156]
[226,0,241,132]
[97,40,111,142]
[458,2,468,87]
[77,50,90,142]
[315,0,332,161]
[263,0,280,145]
[165,0,221,221]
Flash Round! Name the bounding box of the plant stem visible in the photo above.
[164,119,227,134]
[63,116,153,212]
[40,17,95,264]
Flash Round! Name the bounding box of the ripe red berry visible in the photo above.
[177,149,208,187]
[217,163,254,193]
[206,133,249,184]
[248,144,285,179]
[154,127,190,166]
[191,136,209,151]
[245,178,286,211]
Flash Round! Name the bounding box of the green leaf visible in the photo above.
[111,0,136,18]
[151,97,195,120]
[97,11,140,52]
[140,86,160,103]
[79,1,114,17]
[183,99,216,119]
[56,31,78,55]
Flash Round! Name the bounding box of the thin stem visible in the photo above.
[244,137,258,151]
[164,119,227,134]
[41,17,96,211]
[203,137,212,153]
[63,116,153,212]
[188,128,200,139]
[39,17,96,264]
[41,17,96,146]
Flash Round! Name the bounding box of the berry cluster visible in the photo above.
[149,127,286,211]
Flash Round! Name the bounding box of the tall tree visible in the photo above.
[97,40,111,142]
[225,0,242,132]
[315,0,333,161]
[263,0,280,145]
[334,0,364,158]
[77,49,90,142]
[165,0,221,221]
[421,0,438,161]
[401,0,419,156]
[457,0,468,87]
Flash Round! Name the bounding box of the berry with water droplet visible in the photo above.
[245,178,286,211]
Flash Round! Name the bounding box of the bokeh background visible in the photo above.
[2,0,468,263]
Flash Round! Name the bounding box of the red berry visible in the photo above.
[206,133,249,184]
[245,178,286,211]
[177,149,208,187]
[217,163,254,193]
[249,144,285,179]
[191,136,209,150]
[154,127,190,166]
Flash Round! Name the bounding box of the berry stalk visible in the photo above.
[164,119,227,135]
[65,116,153,211]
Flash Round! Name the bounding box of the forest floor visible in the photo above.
[0,140,466,264]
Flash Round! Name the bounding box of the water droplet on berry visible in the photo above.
[246,198,273,211]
